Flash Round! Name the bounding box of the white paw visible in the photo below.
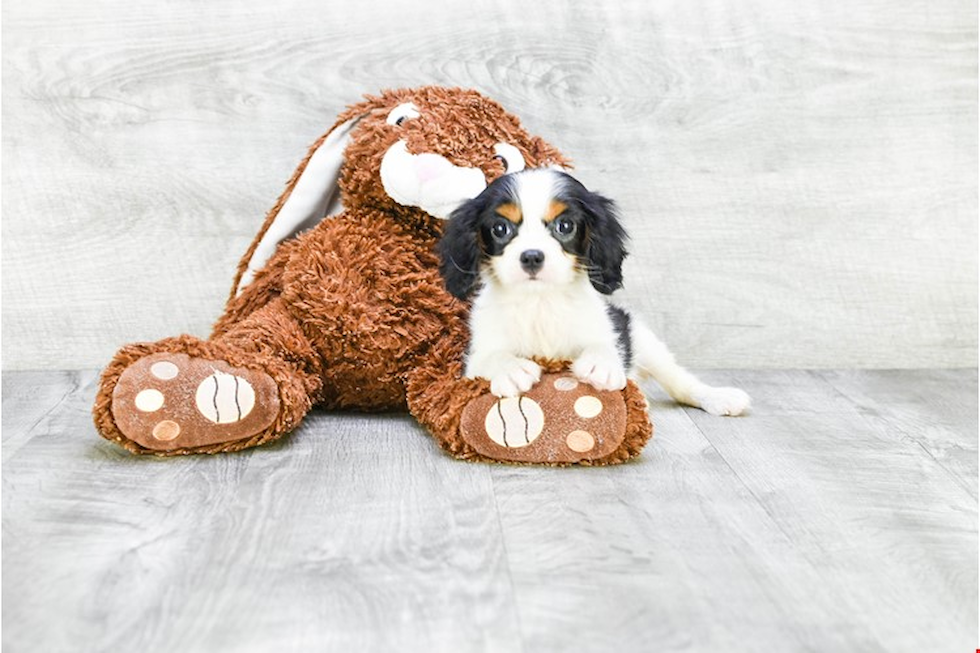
[692,385,751,416]
[571,353,627,391]
[489,358,542,397]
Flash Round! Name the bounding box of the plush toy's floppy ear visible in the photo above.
[582,191,629,294]
[438,197,485,300]
[232,115,363,296]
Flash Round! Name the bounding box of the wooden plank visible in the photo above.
[684,369,977,653]
[1,370,87,462]
[819,369,978,498]
[2,371,520,653]
[2,0,976,370]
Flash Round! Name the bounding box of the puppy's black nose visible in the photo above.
[520,249,545,274]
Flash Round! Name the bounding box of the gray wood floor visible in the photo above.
[2,369,977,653]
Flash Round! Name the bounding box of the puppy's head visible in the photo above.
[439,169,628,299]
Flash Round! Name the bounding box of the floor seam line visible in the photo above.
[487,469,526,653]
[679,405,798,546]
[814,370,978,504]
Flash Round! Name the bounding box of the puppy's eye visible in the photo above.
[552,217,576,239]
[491,220,514,240]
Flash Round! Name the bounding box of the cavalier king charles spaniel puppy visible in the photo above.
[438,168,750,416]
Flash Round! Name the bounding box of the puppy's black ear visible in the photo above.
[438,197,485,299]
[582,191,629,294]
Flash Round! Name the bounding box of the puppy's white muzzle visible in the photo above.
[380,140,488,219]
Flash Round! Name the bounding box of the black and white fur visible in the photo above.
[438,168,750,416]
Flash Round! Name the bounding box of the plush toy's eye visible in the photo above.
[493,143,526,173]
[552,216,576,240]
[386,102,421,126]
[490,219,514,240]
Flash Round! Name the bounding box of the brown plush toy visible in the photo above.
[93,86,653,465]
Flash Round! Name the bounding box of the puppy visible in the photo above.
[438,168,750,416]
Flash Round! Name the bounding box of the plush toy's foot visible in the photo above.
[459,372,651,465]
[101,349,282,454]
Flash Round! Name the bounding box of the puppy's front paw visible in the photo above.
[692,385,751,416]
[489,358,542,397]
[572,353,627,391]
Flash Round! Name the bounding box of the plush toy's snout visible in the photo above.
[380,140,488,219]
[414,152,454,182]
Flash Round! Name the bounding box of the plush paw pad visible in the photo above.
[484,396,545,447]
[194,370,257,424]
[460,373,627,463]
[111,353,280,451]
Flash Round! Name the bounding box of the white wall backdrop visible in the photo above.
[2,0,976,370]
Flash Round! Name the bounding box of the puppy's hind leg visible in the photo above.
[629,319,751,416]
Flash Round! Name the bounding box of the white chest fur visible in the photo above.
[466,278,617,365]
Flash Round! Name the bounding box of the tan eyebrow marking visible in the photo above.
[544,200,568,223]
[496,202,523,223]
